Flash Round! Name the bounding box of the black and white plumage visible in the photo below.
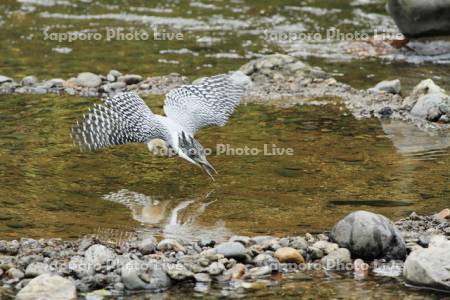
[72,71,252,179]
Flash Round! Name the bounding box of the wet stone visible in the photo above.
[214,242,246,260]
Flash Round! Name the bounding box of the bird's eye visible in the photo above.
[188,148,196,156]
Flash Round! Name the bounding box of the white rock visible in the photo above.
[403,235,450,291]
[16,273,77,300]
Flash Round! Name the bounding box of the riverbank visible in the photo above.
[0,54,449,133]
[0,209,449,299]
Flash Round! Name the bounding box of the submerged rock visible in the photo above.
[330,211,407,260]
[388,0,450,38]
[16,273,77,300]
[403,236,450,291]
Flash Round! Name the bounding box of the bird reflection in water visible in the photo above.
[102,189,232,242]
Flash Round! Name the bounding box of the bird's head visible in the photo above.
[176,131,217,180]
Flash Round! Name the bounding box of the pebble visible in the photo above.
[121,260,171,290]
[6,268,24,280]
[207,262,225,275]
[214,242,246,260]
[0,75,12,84]
[253,253,278,267]
[21,76,38,86]
[312,241,339,255]
[25,262,49,277]
[43,78,65,89]
[119,74,143,85]
[228,263,246,279]
[290,237,308,250]
[84,244,117,267]
[198,239,215,248]
[76,72,102,88]
[138,238,156,255]
[247,265,272,277]
[157,239,185,252]
[321,248,352,269]
[307,246,324,260]
[274,247,304,264]
[167,264,194,281]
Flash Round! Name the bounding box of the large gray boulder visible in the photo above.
[388,0,450,38]
[403,235,450,291]
[330,211,407,260]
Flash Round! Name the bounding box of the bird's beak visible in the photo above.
[197,159,217,181]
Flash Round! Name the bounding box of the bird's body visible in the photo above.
[72,71,252,179]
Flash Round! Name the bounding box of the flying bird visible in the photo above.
[71,71,252,179]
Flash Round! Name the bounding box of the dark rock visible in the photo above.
[330,211,407,260]
[119,74,143,85]
[307,246,324,260]
[388,0,450,38]
[198,239,215,248]
[378,106,393,117]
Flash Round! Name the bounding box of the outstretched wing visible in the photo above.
[163,71,251,135]
[72,92,166,151]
